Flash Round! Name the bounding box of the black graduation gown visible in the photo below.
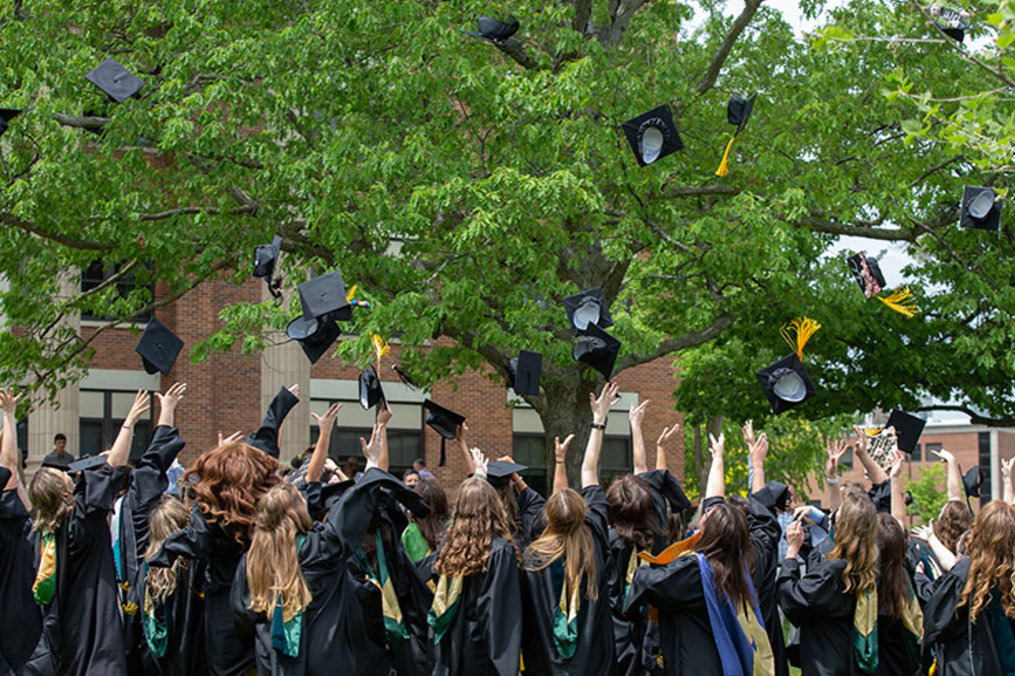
[0,468,41,675]
[778,557,859,676]
[516,486,546,548]
[34,464,128,676]
[245,386,299,458]
[746,491,788,676]
[231,469,411,676]
[129,557,208,676]
[520,485,615,676]
[427,536,523,676]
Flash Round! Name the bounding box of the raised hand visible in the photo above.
[359,423,383,470]
[912,521,933,542]
[287,383,301,399]
[708,431,725,459]
[748,432,769,465]
[555,435,575,465]
[657,424,680,451]
[0,389,21,415]
[470,447,489,480]
[376,403,393,426]
[628,400,649,427]
[785,519,805,559]
[590,382,621,424]
[125,390,151,428]
[931,448,956,465]
[743,420,756,448]
[826,438,849,478]
[1003,457,1014,481]
[155,382,186,427]
[311,402,342,436]
[218,430,243,446]
[852,425,869,455]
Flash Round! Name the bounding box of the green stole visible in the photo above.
[853,588,878,673]
[33,532,57,605]
[357,531,409,649]
[428,573,464,644]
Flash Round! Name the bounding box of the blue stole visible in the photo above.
[696,552,767,676]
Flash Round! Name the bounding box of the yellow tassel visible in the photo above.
[371,334,390,364]
[780,317,822,359]
[715,136,736,177]
[346,284,358,303]
[877,286,918,318]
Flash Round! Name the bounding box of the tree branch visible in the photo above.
[798,216,914,242]
[494,42,541,70]
[1,213,116,250]
[695,0,766,94]
[573,0,594,33]
[615,312,736,372]
[603,0,651,48]
[136,205,256,221]
[651,184,743,201]
[52,114,110,130]
[913,3,1015,88]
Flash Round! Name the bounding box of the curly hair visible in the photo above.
[144,497,190,605]
[606,474,664,551]
[436,478,515,578]
[959,501,1015,623]
[246,483,313,622]
[29,468,74,534]
[523,488,599,601]
[828,492,877,595]
[935,500,974,555]
[694,501,757,608]
[184,442,281,546]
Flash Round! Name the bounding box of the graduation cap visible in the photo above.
[717,94,757,176]
[298,271,352,324]
[884,409,926,454]
[572,322,621,380]
[286,315,341,364]
[562,287,613,334]
[963,465,983,498]
[68,454,108,473]
[135,318,184,375]
[487,460,527,488]
[461,16,520,44]
[509,350,542,397]
[931,6,972,42]
[359,364,386,410]
[423,400,466,467]
[0,109,21,137]
[960,186,1002,231]
[847,251,918,318]
[85,58,145,103]
[755,317,820,415]
[622,105,684,167]
[253,235,282,279]
[392,364,423,391]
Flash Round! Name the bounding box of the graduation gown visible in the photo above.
[33,464,128,676]
[515,486,546,548]
[746,491,788,676]
[427,536,522,676]
[231,469,412,676]
[0,468,41,675]
[520,485,615,676]
[129,557,208,676]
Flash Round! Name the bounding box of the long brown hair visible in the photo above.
[693,501,756,608]
[414,479,449,552]
[145,497,190,605]
[959,500,1015,623]
[29,468,73,533]
[436,478,515,578]
[935,500,973,555]
[246,483,313,622]
[876,513,909,619]
[828,493,878,595]
[523,488,599,601]
[606,475,664,551]
[184,442,281,545]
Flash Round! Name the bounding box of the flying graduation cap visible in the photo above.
[253,235,283,300]
[359,364,386,410]
[562,287,613,334]
[0,109,21,137]
[423,399,466,467]
[960,186,1002,231]
[847,251,918,318]
[286,314,341,364]
[85,58,145,103]
[716,93,757,177]
[461,16,520,45]
[755,317,820,415]
[509,350,542,397]
[883,409,926,455]
[573,322,621,380]
[930,6,972,42]
[622,105,684,167]
[135,317,184,375]
[963,465,983,499]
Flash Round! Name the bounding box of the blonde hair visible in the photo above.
[29,468,73,534]
[436,478,515,578]
[959,501,1015,623]
[523,488,599,601]
[245,483,313,621]
[828,493,877,595]
[144,497,190,605]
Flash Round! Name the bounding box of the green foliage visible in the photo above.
[905,463,948,524]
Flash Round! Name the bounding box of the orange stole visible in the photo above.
[637,531,702,622]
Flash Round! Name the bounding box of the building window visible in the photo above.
[512,434,548,497]
[924,443,942,460]
[842,446,854,469]
[79,390,153,459]
[602,436,633,485]
[978,432,992,504]
[910,443,922,462]
[80,260,154,322]
[309,399,422,478]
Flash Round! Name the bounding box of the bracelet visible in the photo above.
[826,477,840,484]
[590,422,606,430]
[555,461,565,465]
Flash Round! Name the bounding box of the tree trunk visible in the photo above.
[692,414,724,493]
[535,368,600,488]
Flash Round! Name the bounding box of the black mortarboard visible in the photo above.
[135,317,184,375]
[68,455,108,473]
[487,460,527,487]
[572,322,621,380]
[754,480,791,513]
[423,400,466,467]
[85,58,145,103]
[960,186,1001,231]
[847,251,886,298]
[622,105,684,167]
[0,109,21,137]
[562,287,613,334]
[933,7,972,42]
[461,16,520,44]
[727,94,757,135]
[509,350,542,397]
[286,315,341,364]
[359,364,386,410]
[299,271,352,323]
[963,466,982,498]
[253,235,282,279]
[755,353,816,415]
[885,409,926,455]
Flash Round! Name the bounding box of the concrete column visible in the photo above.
[260,284,310,464]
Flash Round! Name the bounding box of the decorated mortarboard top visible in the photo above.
[963,465,983,498]
[461,16,520,45]
[487,460,528,487]
[572,322,621,380]
[562,287,613,334]
[622,105,684,167]
[68,454,108,473]
[716,93,757,177]
[930,6,972,42]
[423,400,466,467]
[960,186,1002,231]
[847,251,918,318]
[755,317,820,415]
[0,109,21,137]
[509,350,542,397]
[85,58,145,103]
[135,317,184,375]
[884,409,926,455]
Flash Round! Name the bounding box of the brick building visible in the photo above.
[8,274,686,493]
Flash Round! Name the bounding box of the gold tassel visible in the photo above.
[346,284,358,303]
[877,286,918,318]
[715,136,736,177]
[371,334,390,364]
[780,317,822,359]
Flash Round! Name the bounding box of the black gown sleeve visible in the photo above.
[625,554,700,616]
[126,425,186,556]
[476,541,523,676]
[245,386,300,458]
[313,468,407,563]
[747,493,782,565]
[230,553,260,639]
[516,487,546,543]
[149,505,213,568]
[637,470,691,529]
[922,559,970,648]
[581,485,609,546]
[776,558,849,624]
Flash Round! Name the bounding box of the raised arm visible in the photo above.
[887,449,906,529]
[705,431,725,500]
[376,403,392,472]
[656,423,679,472]
[629,400,649,475]
[308,403,342,483]
[853,425,888,486]
[456,423,474,475]
[0,389,25,504]
[747,426,768,495]
[1003,457,1014,505]
[913,521,957,572]
[108,390,151,468]
[584,383,619,489]
[930,448,963,502]
[553,435,574,494]
[245,384,300,458]
[825,437,847,513]
[155,382,185,429]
